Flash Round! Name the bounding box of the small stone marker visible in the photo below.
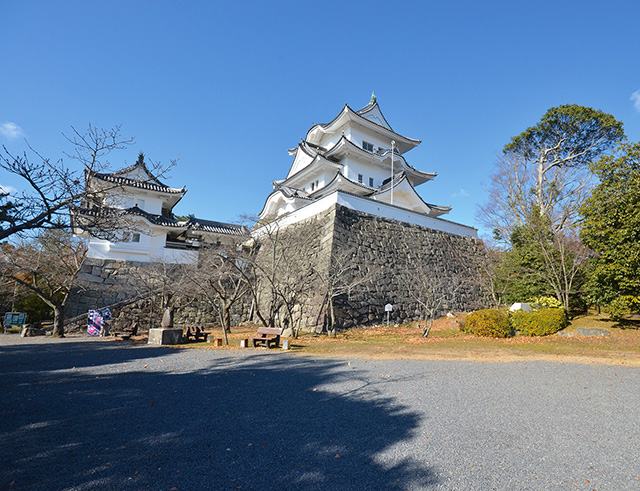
[576,327,610,337]
[240,339,248,348]
[282,339,290,350]
[509,303,533,312]
[20,326,46,337]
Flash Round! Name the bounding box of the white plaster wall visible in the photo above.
[341,155,389,188]
[89,187,184,262]
[87,234,197,264]
[301,168,337,193]
[348,125,393,154]
[87,226,164,261]
[106,189,164,214]
[253,191,477,238]
[287,148,314,177]
[317,131,343,151]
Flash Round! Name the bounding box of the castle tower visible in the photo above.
[258,96,464,232]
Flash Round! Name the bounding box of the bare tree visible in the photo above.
[525,215,590,313]
[0,124,174,241]
[125,260,193,328]
[478,245,508,308]
[184,244,251,345]
[479,153,535,243]
[480,105,624,241]
[241,219,321,337]
[1,125,131,239]
[397,234,483,337]
[480,152,595,244]
[0,230,87,336]
[315,244,377,336]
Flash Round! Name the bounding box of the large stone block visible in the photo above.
[148,328,183,345]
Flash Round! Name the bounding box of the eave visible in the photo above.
[305,104,421,153]
[75,206,248,236]
[308,171,375,199]
[324,136,436,186]
[372,173,451,217]
[279,155,343,188]
[258,187,312,221]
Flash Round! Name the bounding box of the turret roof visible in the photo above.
[304,99,421,153]
[76,205,248,235]
[88,160,186,195]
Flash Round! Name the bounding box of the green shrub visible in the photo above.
[463,309,512,338]
[530,296,563,309]
[510,308,566,336]
[608,296,640,321]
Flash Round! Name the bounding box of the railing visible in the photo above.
[165,240,198,250]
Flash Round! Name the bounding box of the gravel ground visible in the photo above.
[1,336,639,490]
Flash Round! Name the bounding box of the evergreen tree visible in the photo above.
[581,143,640,306]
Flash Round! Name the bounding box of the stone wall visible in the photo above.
[327,205,486,327]
[66,258,252,334]
[252,204,486,331]
[252,205,336,333]
[67,204,486,333]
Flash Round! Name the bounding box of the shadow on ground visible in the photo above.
[0,342,436,490]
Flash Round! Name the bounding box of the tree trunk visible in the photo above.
[562,291,571,317]
[537,154,546,215]
[329,296,337,337]
[52,304,65,338]
[161,306,175,328]
[222,306,231,345]
[422,316,433,337]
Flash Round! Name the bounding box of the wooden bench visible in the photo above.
[253,327,283,348]
[183,325,208,343]
[111,321,138,340]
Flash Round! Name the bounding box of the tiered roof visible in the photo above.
[305,99,421,154]
[77,205,248,236]
[260,96,451,222]
[88,160,186,195]
[83,159,247,237]
[90,172,185,194]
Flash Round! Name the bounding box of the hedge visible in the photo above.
[530,296,563,309]
[608,295,640,321]
[463,309,512,338]
[510,308,566,336]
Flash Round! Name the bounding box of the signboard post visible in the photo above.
[384,303,393,326]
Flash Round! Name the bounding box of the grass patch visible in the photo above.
[160,315,640,366]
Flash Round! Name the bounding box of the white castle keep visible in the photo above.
[77,95,476,264]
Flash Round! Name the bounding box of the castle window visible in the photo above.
[310,182,315,191]
[122,232,141,243]
[369,177,374,187]
[362,141,374,152]
[358,174,363,183]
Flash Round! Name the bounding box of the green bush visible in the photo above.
[608,296,640,321]
[510,308,566,336]
[530,296,563,309]
[463,309,512,338]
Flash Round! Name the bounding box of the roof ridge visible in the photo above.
[91,172,186,194]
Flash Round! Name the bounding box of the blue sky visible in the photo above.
[2,0,639,236]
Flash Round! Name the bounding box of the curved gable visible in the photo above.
[357,102,393,131]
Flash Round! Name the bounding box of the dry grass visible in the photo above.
[167,314,640,367]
